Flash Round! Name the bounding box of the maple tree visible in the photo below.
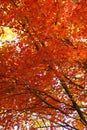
[0,0,87,129]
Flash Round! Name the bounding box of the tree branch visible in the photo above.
[61,80,87,126]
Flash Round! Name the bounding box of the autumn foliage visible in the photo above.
[0,0,87,129]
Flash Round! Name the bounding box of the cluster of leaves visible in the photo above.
[0,0,87,129]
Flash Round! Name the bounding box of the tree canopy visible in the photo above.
[0,0,87,129]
